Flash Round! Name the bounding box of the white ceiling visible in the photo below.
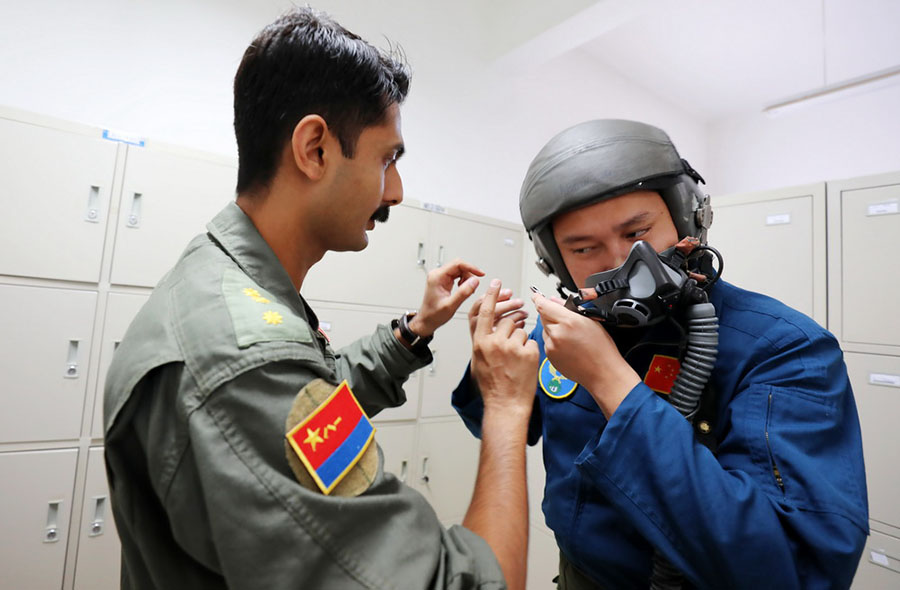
[549,0,900,121]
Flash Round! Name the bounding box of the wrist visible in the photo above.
[407,314,434,338]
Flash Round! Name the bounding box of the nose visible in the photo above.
[384,165,403,206]
[608,242,632,270]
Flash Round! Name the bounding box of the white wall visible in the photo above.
[707,84,900,198]
[0,0,705,225]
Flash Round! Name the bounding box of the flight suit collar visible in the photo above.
[207,202,310,322]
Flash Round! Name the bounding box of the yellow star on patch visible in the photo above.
[244,287,261,298]
[253,296,270,304]
[304,427,324,451]
[263,310,283,325]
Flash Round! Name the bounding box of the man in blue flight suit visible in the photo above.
[453,119,868,589]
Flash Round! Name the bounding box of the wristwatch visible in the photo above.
[392,312,433,351]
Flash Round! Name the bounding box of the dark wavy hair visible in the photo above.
[233,7,411,193]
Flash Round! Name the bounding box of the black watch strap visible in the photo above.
[392,312,433,349]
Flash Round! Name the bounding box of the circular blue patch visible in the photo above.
[539,357,578,400]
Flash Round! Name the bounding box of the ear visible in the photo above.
[290,115,331,181]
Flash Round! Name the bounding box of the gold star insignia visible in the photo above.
[263,310,283,325]
[243,287,261,298]
[303,427,324,451]
[654,366,662,373]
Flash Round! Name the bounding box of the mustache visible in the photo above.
[371,206,390,223]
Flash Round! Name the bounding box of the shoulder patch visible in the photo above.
[222,267,312,348]
[539,357,578,400]
[285,379,377,496]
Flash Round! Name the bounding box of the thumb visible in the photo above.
[448,276,480,312]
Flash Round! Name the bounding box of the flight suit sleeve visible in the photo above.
[574,329,867,588]
[159,359,505,589]
[334,323,433,418]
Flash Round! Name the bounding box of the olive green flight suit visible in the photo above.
[104,202,504,589]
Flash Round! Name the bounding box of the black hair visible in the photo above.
[233,7,411,194]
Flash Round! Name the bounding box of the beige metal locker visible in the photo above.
[845,352,900,530]
[420,316,472,418]
[0,448,78,589]
[828,173,900,352]
[91,292,151,438]
[110,146,236,288]
[852,530,900,589]
[710,183,826,325]
[415,419,480,523]
[528,525,560,590]
[313,303,421,422]
[302,203,430,311]
[373,423,417,486]
[0,284,97,443]
[0,117,118,283]
[73,447,120,590]
[429,212,523,303]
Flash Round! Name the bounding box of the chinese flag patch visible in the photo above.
[644,354,681,395]
[286,380,374,495]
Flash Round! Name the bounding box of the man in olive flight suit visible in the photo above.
[104,8,539,590]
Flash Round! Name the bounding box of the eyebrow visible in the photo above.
[557,211,653,245]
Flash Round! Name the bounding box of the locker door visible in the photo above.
[528,526,560,590]
[374,423,417,486]
[313,304,420,422]
[845,352,900,530]
[0,284,97,443]
[91,292,151,438]
[73,447,121,590]
[0,118,118,282]
[0,448,78,589]
[430,214,524,301]
[110,146,236,288]
[415,419,479,524]
[302,203,430,311]
[420,316,471,418]
[710,188,823,323]
[837,183,900,348]
[851,530,900,589]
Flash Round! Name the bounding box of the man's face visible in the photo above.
[552,190,678,288]
[322,103,405,252]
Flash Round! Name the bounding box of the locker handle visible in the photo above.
[64,340,80,379]
[435,245,445,268]
[84,185,101,223]
[416,242,426,268]
[420,457,430,484]
[428,350,437,375]
[88,496,107,537]
[126,192,142,228]
[44,500,62,543]
[400,460,408,483]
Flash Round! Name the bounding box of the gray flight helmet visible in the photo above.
[520,119,713,293]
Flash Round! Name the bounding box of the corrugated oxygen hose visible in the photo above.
[649,302,719,590]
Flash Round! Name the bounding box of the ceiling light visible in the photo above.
[763,65,900,117]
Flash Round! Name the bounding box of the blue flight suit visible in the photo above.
[453,280,868,588]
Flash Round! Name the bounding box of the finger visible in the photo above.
[498,309,529,325]
[475,279,501,337]
[511,328,529,346]
[514,319,526,331]
[494,315,516,338]
[442,258,485,279]
[533,294,567,326]
[494,298,525,317]
[468,295,484,321]
[447,276,480,313]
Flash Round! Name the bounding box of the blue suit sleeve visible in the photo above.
[575,327,868,588]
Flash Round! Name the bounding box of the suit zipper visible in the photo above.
[765,393,785,493]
